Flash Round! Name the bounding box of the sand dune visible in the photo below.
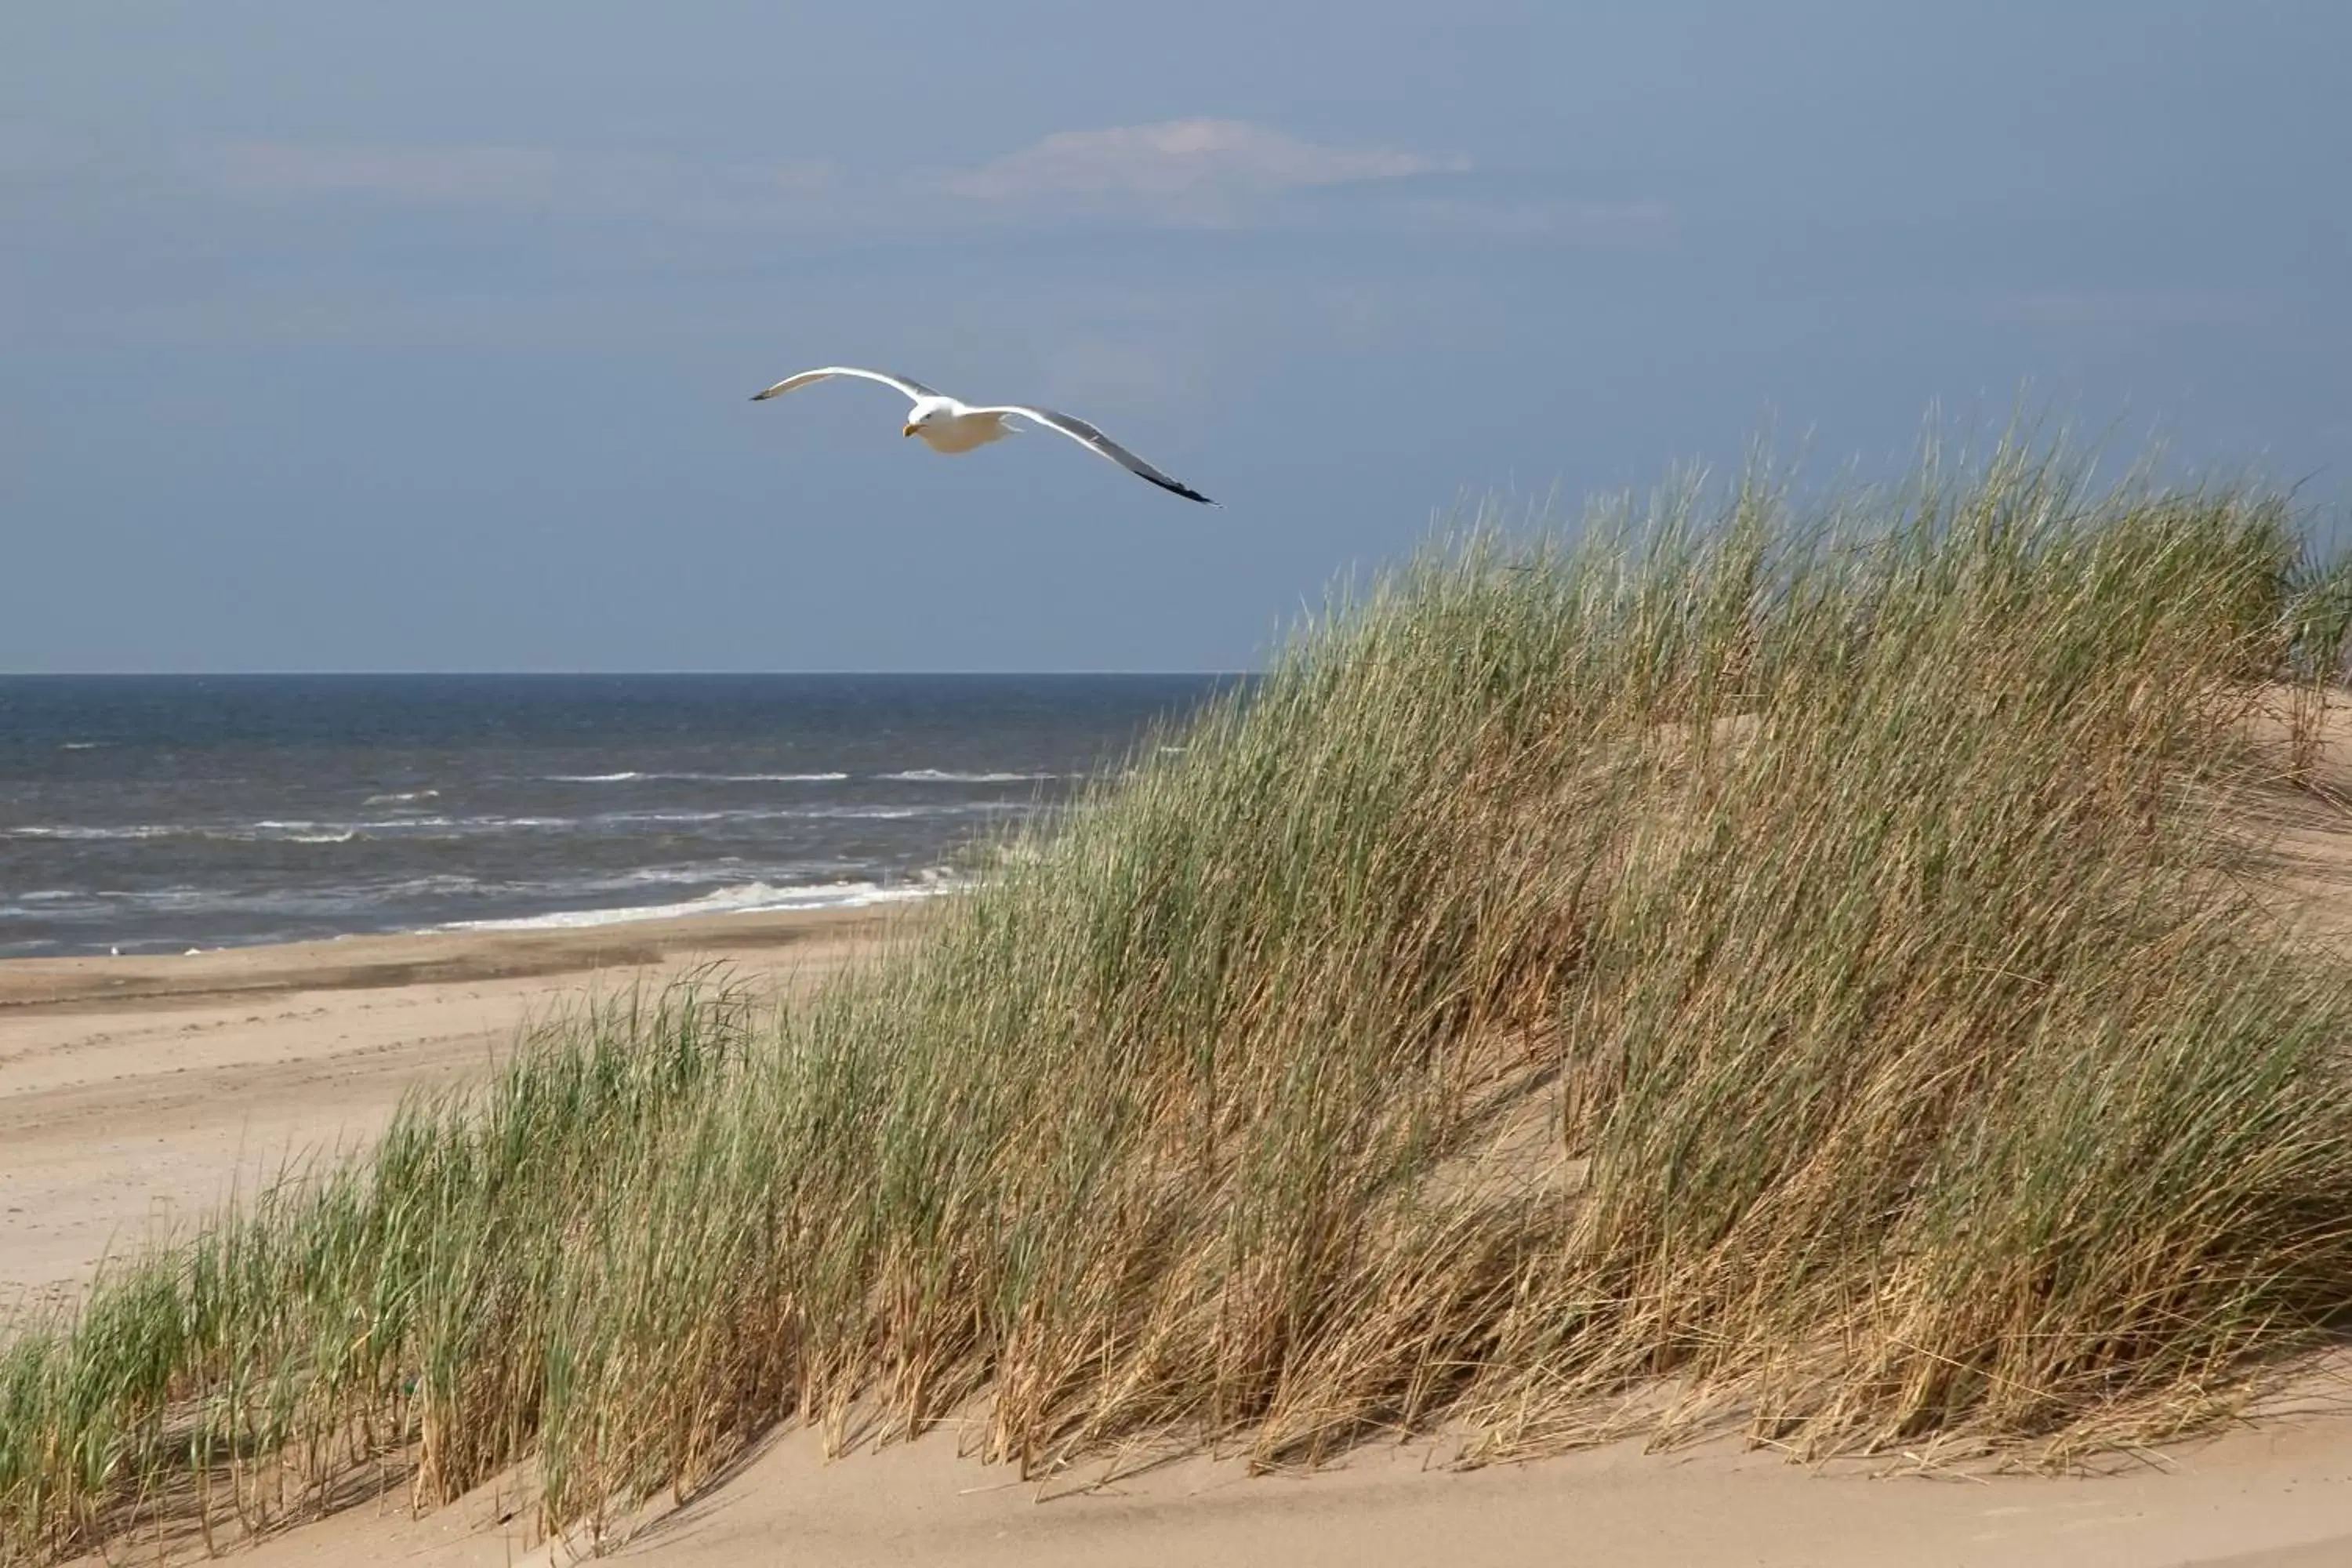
[13,691,2352,1566]
[108,1390,2352,1568]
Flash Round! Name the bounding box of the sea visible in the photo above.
[0,675,1233,960]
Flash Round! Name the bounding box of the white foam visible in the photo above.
[439,878,952,933]
[607,862,753,887]
[546,771,850,784]
[5,804,1005,846]
[379,873,487,898]
[305,815,536,836]
[5,823,179,841]
[377,864,800,905]
[594,803,1013,827]
[363,789,441,806]
[878,769,1057,783]
[800,802,1024,820]
[247,819,448,841]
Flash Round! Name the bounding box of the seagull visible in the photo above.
[750,366,1216,506]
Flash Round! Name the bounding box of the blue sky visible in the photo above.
[4,2,2347,672]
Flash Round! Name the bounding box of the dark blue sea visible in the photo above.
[0,676,1232,959]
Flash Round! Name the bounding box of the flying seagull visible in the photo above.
[750,366,1217,506]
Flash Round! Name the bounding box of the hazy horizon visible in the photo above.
[5,2,2347,674]
[0,669,1252,678]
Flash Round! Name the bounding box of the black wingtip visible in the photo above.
[1145,474,1218,506]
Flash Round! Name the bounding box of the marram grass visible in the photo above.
[8,445,2352,1561]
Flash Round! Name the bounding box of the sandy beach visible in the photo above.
[0,906,902,1312]
[6,915,2350,1566]
[9,698,2352,1566]
[203,1403,2352,1568]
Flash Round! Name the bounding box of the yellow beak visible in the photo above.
[902,423,919,438]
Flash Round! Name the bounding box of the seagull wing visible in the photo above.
[750,366,941,404]
[969,405,1218,506]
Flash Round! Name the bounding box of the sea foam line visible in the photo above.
[437,878,953,932]
[2,800,1019,844]
[877,770,1058,783]
[544,771,851,784]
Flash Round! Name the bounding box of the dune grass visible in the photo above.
[8,441,2352,1560]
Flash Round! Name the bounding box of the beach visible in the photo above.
[6,698,2351,1566]
[8,916,2352,1568]
[205,1403,2352,1568]
[7,680,2352,1564]
[0,905,900,1312]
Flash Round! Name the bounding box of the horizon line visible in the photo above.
[0,668,1259,680]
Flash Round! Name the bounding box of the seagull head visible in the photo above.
[903,397,953,437]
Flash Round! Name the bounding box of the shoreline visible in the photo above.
[0,874,962,969]
[0,899,926,1015]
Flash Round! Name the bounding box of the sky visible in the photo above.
[3,1,2347,673]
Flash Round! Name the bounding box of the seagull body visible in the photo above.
[750,365,1216,505]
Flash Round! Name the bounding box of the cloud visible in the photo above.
[6,114,1656,263]
[943,128,1673,245]
[942,118,1464,215]
[190,121,1452,230]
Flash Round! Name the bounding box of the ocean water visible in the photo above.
[0,675,1232,959]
